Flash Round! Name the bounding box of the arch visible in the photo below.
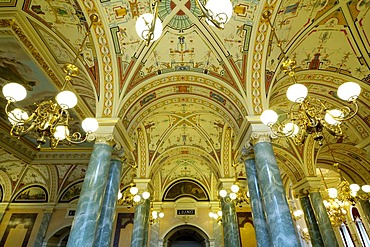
[43,225,71,247]
[163,179,209,201]
[12,185,48,203]
[163,224,210,247]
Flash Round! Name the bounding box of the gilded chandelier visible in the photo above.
[135,0,233,45]
[2,15,99,149]
[260,10,361,146]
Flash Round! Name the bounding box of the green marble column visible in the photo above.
[67,143,113,247]
[93,158,123,247]
[221,197,241,247]
[299,195,324,247]
[34,210,52,247]
[253,141,299,247]
[131,199,150,247]
[309,191,339,247]
[244,157,272,247]
[360,200,370,224]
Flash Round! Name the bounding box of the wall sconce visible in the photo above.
[209,210,222,225]
[149,203,164,224]
[118,183,151,206]
[2,15,100,149]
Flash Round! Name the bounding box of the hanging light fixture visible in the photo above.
[2,15,100,149]
[136,0,233,45]
[194,0,233,29]
[259,10,361,146]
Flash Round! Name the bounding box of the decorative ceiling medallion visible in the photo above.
[158,0,202,30]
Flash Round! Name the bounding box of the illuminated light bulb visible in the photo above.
[219,189,227,198]
[152,211,158,219]
[286,84,308,103]
[118,192,123,200]
[56,90,77,109]
[217,211,222,217]
[130,186,139,195]
[54,125,69,140]
[282,122,299,136]
[361,185,370,193]
[325,109,344,125]
[205,0,233,26]
[142,191,150,199]
[8,108,28,126]
[231,184,239,193]
[82,118,99,133]
[349,183,360,192]
[2,83,27,102]
[209,212,214,218]
[133,195,141,202]
[229,192,237,200]
[159,212,164,218]
[260,109,278,126]
[328,188,338,199]
[337,82,361,102]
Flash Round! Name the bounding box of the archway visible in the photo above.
[163,225,209,247]
[44,225,70,247]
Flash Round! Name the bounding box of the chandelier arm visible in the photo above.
[142,0,161,45]
[194,0,225,30]
[332,102,359,122]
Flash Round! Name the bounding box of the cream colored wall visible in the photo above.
[0,205,44,247]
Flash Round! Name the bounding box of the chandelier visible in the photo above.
[1,15,100,149]
[118,182,151,207]
[149,202,165,224]
[135,0,233,45]
[219,164,249,206]
[259,10,361,146]
[208,209,222,225]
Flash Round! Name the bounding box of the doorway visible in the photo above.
[163,225,209,247]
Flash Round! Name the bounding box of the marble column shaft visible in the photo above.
[93,158,123,247]
[309,191,339,247]
[360,200,370,224]
[299,195,324,247]
[253,141,299,247]
[244,157,272,247]
[67,143,113,247]
[221,198,241,247]
[34,211,52,247]
[149,223,160,247]
[131,199,150,247]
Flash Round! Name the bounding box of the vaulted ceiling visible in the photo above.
[0,0,369,203]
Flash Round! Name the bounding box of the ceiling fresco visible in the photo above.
[0,0,369,205]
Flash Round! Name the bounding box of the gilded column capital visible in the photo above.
[241,116,275,146]
[292,177,322,197]
[240,144,254,161]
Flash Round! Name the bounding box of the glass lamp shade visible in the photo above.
[133,195,141,202]
[349,183,360,192]
[229,192,237,200]
[142,191,150,199]
[282,122,299,136]
[286,84,308,103]
[361,185,370,193]
[219,189,227,198]
[118,192,123,200]
[337,82,361,101]
[328,188,338,199]
[56,90,77,109]
[8,108,29,126]
[136,13,163,42]
[231,184,239,193]
[260,109,278,126]
[324,109,343,125]
[217,210,222,217]
[293,210,303,218]
[130,186,139,195]
[82,118,99,133]
[205,0,233,26]
[3,83,27,102]
[54,125,69,140]
[152,211,158,219]
[209,212,214,218]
